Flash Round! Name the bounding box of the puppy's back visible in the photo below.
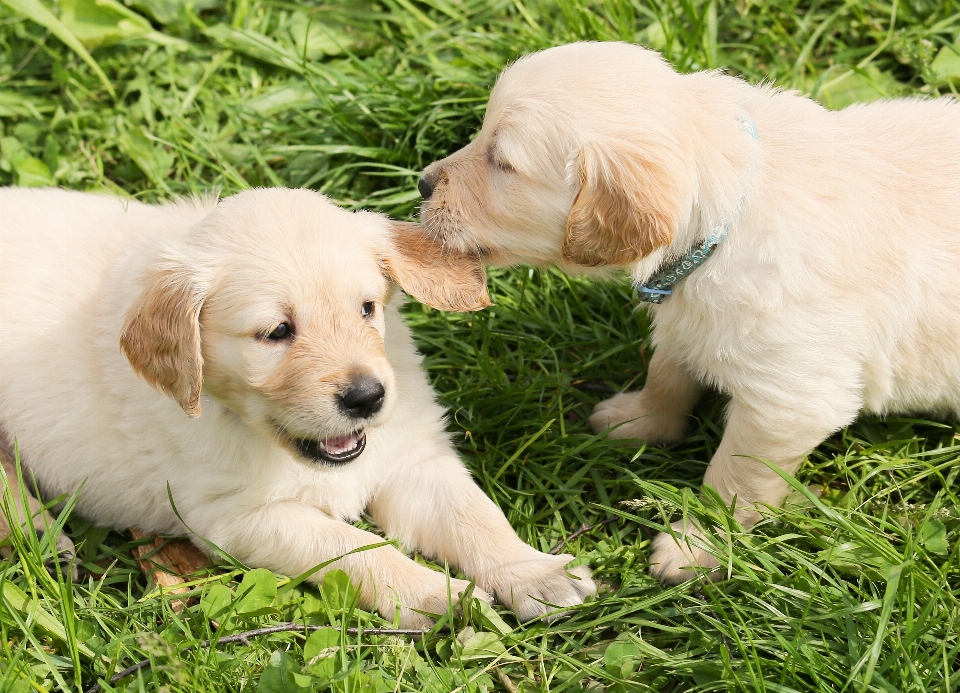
[835,98,960,202]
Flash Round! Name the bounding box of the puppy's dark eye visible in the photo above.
[361,301,375,318]
[266,322,292,340]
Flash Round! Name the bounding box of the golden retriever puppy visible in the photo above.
[417,41,960,583]
[0,187,595,626]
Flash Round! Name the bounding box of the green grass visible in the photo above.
[2,0,960,691]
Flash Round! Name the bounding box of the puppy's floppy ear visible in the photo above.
[120,261,205,417]
[381,221,492,312]
[563,139,682,267]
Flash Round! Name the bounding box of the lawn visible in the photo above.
[1,0,959,691]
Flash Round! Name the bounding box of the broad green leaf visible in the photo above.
[0,135,54,185]
[814,66,904,110]
[320,569,357,611]
[126,0,182,23]
[4,675,33,693]
[199,583,234,623]
[635,20,680,56]
[292,673,313,689]
[920,519,949,555]
[0,0,114,96]
[204,23,339,83]
[458,629,506,661]
[0,136,28,170]
[604,636,641,679]
[242,86,318,117]
[257,649,309,693]
[126,0,219,25]
[303,628,339,679]
[59,0,152,48]
[205,24,307,75]
[14,157,55,186]
[74,620,96,643]
[928,44,960,87]
[117,128,173,190]
[285,12,364,59]
[352,670,391,692]
[434,636,454,662]
[235,568,278,616]
[296,589,324,617]
[818,540,889,579]
[415,659,457,693]
[473,598,513,635]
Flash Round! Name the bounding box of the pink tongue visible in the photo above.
[320,432,361,455]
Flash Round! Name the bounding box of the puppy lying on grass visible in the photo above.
[0,187,595,627]
[417,41,960,583]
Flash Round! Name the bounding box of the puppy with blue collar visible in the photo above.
[417,41,960,583]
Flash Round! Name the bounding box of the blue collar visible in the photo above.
[635,115,758,305]
[635,220,732,304]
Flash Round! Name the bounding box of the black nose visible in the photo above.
[417,177,434,200]
[338,378,385,419]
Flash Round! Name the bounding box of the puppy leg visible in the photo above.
[0,453,77,580]
[590,348,702,443]
[368,448,596,621]
[650,391,859,583]
[200,502,488,629]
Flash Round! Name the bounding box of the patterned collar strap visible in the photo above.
[635,220,731,303]
[635,115,758,305]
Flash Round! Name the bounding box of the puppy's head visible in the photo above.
[120,188,488,465]
[419,41,758,270]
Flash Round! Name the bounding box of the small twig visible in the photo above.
[82,623,441,693]
[495,666,519,693]
[571,381,618,395]
[549,518,618,555]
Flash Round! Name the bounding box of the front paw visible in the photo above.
[589,392,688,443]
[487,553,596,621]
[390,573,493,630]
[649,520,721,584]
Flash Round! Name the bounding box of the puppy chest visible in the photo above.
[273,461,381,522]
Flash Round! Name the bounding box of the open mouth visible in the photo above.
[289,430,366,465]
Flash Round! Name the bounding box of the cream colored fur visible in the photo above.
[0,187,594,625]
[418,41,960,583]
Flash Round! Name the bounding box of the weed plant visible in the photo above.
[1,1,959,691]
